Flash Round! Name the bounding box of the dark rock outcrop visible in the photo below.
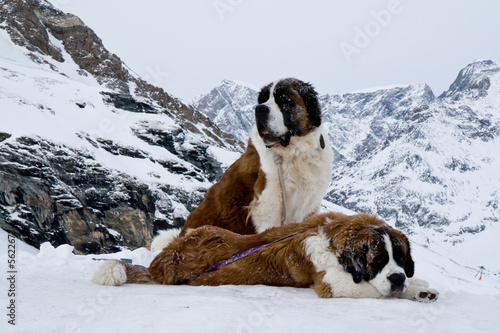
[0,137,160,254]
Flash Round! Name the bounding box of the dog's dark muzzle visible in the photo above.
[388,273,406,293]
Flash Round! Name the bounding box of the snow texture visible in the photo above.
[1,229,499,333]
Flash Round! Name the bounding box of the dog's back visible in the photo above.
[179,142,261,236]
[96,214,331,286]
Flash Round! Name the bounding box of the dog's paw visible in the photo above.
[410,288,439,303]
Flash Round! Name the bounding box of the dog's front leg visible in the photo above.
[314,267,383,299]
[392,277,439,303]
[312,271,333,298]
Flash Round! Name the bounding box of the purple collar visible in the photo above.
[204,226,320,273]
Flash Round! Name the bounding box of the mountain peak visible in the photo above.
[220,79,236,86]
[439,59,500,100]
[219,79,259,91]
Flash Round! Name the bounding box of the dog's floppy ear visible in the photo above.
[298,82,322,128]
[404,240,415,278]
[339,245,368,284]
[258,84,271,104]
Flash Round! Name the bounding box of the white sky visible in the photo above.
[56,0,500,101]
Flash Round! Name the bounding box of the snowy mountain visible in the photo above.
[326,60,500,272]
[192,79,258,143]
[194,61,500,274]
[0,0,242,254]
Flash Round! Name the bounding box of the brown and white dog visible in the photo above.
[94,212,438,302]
[151,78,333,251]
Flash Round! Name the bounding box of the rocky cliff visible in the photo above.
[0,0,242,254]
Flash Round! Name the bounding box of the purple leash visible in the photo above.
[204,228,311,273]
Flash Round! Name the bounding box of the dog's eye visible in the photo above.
[393,249,405,264]
[279,97,294,107]
[374,255,386,266]
[396,254,405,264]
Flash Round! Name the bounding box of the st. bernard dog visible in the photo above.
[94,212,438,302]
[151,78,333,251]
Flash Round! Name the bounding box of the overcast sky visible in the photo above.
[58,0,500,101]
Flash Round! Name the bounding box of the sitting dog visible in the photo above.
[94,212,438,302]
[151,78,333,251]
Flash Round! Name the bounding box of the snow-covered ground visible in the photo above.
[1,228,499,333]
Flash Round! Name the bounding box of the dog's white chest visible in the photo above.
[249,126,333,233]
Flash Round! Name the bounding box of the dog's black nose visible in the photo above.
[388,273,406,287]
[255,104,269,117]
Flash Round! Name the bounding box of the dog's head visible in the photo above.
[328,215,415,297]
[255,78,321,148]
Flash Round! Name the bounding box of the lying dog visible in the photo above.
[151,78,333,251]
[94,212,438,302]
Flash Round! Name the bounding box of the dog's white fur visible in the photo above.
[304,228,437,301]
[262,81,289,137]
[249,125,333,233]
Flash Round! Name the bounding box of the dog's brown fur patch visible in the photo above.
[118,212,413,299]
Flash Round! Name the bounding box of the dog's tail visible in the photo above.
[92,260,155,286]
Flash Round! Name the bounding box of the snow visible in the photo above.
[208,145,241,168]
[0,52,209,191]
[1,228,499,332]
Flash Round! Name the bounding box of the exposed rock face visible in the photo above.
[1,0,64,62]
[192,79,258,143]
[321,84,436,163]
[0,0,240,254]
[439,59,500,101]
[0,136,157,254]
[131,123,223,182]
